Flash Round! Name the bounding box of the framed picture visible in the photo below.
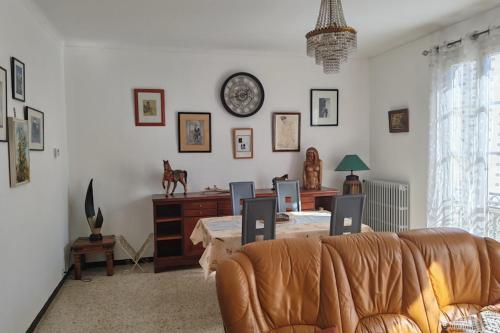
[0,66,7,142]
[8,117,30,187]
[388,109,409,133]
[178,112,212,153]
[310,89,339,126]
[25,106,44,151]
[232,128,253,159]
[272,112,301,152]
[11,57,25,102]
[134,89,165,126]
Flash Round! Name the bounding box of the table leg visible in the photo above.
[80,254,86,270]
[106,251,114,276]
[73,253,82,280]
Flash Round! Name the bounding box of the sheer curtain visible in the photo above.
[427,28,500,240]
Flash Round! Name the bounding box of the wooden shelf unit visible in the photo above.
[152,187,339,272]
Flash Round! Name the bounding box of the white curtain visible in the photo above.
[427,28,500,240]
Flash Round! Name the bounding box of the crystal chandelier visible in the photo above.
[306,0,357,74]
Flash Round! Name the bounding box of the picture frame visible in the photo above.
[11,57,25,102]
[272,112,301,152]
[177,112,212,153]
[310,89,339,126]
[388,109,409,133]
[232,128,253,159]
[8,117,30,187]
[25,106,44,151]
[134,89,165,126]
[0,66,7,142]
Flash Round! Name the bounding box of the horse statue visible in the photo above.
[162,160,188,195]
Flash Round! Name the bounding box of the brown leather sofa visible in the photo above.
[216,228,499,333]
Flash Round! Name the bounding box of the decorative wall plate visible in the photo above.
[220,72,264,117]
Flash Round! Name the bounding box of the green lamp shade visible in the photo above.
[335,155,370,172]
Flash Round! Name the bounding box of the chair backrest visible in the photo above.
[330,194,365,235]
[275,180,301,212]
[241,197,276,245]
[229,182,256,216]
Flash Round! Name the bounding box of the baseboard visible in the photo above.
[26,257,154,332]
[26,268,71,333]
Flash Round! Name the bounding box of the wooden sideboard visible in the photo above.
[151,187,339,272]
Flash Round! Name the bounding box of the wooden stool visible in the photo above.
[71,235,116,280]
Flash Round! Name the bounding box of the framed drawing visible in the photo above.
[11,57,25,102]
[232,128,253,159]
[134,89,165,126]
[178,112,212,153]
[388,109,409,133]
[272,112,301,152]
[8,117,30,187]
[310,89,338,126]
[0,66,7,142]
[25,106,44,151]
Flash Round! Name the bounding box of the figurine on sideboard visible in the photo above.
[272,174,288,191]
[162,160,188,195]
[303,147,322,190]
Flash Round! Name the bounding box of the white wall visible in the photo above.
[0,0,68,332]
[369,6,500,229]
[64,46,371,258]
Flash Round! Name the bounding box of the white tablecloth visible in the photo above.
[190,211,373,277]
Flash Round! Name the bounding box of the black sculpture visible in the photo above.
[272,174,289,191]
[85,179,104,241]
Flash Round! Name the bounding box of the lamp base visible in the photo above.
[343,174,362,195]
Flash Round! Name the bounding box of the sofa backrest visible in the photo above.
[399,228,500,324]
[216,228,499,333]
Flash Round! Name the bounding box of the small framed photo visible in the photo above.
[8,117,30,187]
[0,66,7,142]
[232,128,253,159]
[272,112,301,152]
[25,106,44,151]
[388,109,409,133]
[178,112,212,153]
[11,57,25,102]
[310,89,338,126]
[134,89,165,126]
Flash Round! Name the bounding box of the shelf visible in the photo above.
[156,235,183,241]
[156,217,182,223]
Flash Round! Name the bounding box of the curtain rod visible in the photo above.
[422,28,493,56]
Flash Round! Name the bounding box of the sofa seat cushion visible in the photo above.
[268,325,321,333]
[356,314,423,333]
[439,303,482,323]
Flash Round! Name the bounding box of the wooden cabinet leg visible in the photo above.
[106,251,114,276]
[74,253,82,280]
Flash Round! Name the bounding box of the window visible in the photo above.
[487,54,500,239]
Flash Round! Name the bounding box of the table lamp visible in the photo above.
[335,155,370,195]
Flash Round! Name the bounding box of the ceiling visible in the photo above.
[32,0,500,57]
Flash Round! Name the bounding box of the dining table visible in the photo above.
[189,211,373,278]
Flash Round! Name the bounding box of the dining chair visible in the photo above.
[329,194,366,236]
[229,181,256,215]
[241,197,277,245]
[275,180,301,212]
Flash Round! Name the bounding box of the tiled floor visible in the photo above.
[34,263,224,333]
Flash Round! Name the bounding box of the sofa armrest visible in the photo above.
[216,252,263,333]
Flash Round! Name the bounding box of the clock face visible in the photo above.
[220,72,264,117]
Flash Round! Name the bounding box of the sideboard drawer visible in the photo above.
[184,201,217,210]
[184,208,218,217]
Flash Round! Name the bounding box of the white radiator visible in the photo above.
[363,180,410,232]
